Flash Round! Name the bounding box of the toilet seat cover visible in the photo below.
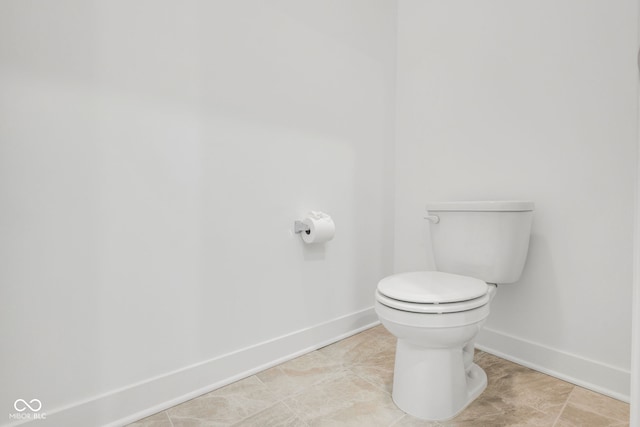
[377,271,488,304]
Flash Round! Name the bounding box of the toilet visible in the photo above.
[375,201,534,421]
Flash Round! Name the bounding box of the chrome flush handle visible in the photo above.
[424,214,440,224]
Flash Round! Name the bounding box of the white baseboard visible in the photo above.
[13,308,378,427]
[476,327,630,403]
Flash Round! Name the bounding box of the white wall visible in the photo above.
[0,1,397,425]
[395,0,637,399]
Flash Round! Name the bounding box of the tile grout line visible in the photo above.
[278,396,311,427]
[252,338,397,426]
[274,363,363,425]
[165,410,175,427]
[551,385,576,427]
[253,360,325,426]
[177,374,287,427]
[387,413,406,426]
[228,399,310,427]
[348,365,392,396]
[252,374,300,425]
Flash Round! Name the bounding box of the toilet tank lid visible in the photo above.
[425,201,534,212]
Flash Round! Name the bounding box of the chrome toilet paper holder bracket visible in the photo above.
[294,220,310,234]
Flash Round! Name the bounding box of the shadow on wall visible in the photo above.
[486,232,563,343]
[301,238,328,262]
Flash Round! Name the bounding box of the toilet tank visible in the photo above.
[425,201,534,284]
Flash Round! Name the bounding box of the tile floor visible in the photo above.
[128,326,630,427]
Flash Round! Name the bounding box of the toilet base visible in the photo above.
[391,339,488,421]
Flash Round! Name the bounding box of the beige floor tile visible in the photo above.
[348,346,395,393]
[349,326,397,393]
[127,411,173,427]
[283,372,405,426]
[319,326,394,364]
[257,350,347,398]
[442,405,559,427]
[389,414,441,426]
[320,325,397,394]
[476,353,574,417]
[232,402,306,426]
[565,387,629,423]
[361,325,397,348]
[167,376,279,427]
[555,405,626,427]
[473,349,486,360]
[318,329,378,366]
[554,387,630,427]
[441,389,504,423]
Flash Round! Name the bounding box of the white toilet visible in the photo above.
[375,201,534,421]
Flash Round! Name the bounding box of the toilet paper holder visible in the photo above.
[294,220,311,234]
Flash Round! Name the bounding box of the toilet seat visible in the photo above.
[376,271,489,314]
[376,290,490,314]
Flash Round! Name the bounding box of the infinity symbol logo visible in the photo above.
[14,399,42,412]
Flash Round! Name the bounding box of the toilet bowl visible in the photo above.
[376,201,534,421]
[375,271,494,421]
